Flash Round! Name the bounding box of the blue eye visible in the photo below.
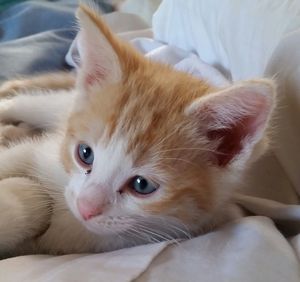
[130,176,158,195]
[77,144,94,166]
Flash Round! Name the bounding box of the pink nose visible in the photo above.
[77,198,103,221]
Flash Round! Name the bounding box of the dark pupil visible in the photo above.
[83,147,91,159]
[136,177,148,191]
[132,176,157,195]
[79,144,94,165]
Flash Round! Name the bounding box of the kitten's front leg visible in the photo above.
[0,123,41,147]
[0,177,50,256]
[0,91,71,131]
[0,73,74,134]
[0,72,75,98]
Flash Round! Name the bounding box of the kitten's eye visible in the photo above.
[129,176,158,195]
[77,144,94,167]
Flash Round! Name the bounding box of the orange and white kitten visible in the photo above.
[0,5,275,256]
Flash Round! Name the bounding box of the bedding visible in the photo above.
[1,217,299,282]
[0,0,300,281]
[0,0,113,82]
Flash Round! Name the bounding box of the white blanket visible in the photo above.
[1,217,299,282]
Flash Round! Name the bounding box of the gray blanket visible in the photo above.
[0,0,112,82]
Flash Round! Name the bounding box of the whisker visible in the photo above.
[134,222,178,243]
[155,146,225,155]
[158,157,203,169]
[124,228,158,244]
[154,128,180,149]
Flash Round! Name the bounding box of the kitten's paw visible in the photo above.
[0,123,39,146]
[0,177,49,255]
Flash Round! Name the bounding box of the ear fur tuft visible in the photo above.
[186,80,276,167]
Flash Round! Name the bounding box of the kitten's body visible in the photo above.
[0,5,275,257]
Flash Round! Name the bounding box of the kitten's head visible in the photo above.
[62,5,275,243]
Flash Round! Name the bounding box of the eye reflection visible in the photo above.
[129,176,158,195]
[77,144,94,168]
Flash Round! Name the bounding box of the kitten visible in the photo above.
[0,4,275,257]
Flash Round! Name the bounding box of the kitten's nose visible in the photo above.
[77,197,104,221]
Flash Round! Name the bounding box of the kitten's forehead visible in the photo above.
[104,65,211,162]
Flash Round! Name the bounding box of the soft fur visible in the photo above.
[0,4,275,257]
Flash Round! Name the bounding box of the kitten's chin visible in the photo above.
[83,223,125,236]
[79,215,135,237]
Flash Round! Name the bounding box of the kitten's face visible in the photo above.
[62,5,275,242]
[63,70,215,239]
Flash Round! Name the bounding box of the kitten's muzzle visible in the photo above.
[77,195,108,221]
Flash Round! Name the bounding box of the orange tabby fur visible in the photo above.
[0,72,75,98]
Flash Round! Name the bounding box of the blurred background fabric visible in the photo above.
[0,0,113,81]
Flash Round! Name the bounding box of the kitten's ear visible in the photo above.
[186,80,275,167]
[76,4,138,89]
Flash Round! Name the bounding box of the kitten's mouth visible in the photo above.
[82,215,136,235]
[85,215,192,243]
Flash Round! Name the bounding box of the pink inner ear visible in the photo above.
[199,87,272,167]
[207,116,258,166]
[77,30,110,88]
[85,67,107,87]
[83,38,107,87]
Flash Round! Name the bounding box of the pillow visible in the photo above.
[153,0,300,81]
